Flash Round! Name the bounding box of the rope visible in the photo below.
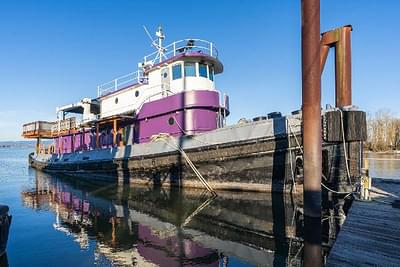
[151,133,217,196]
[286,118,297,192]
[181,195,216,227]
[287,118,303,153]
[288,114,357,197]
[172,117,212,146]
[338,109,353,186]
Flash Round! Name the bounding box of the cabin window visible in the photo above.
[135,90,139,97]
[172,64,182,80]
[209,66,214,81]
[184,62,196,77]
[199,63,208,78]
[115,97,118,104]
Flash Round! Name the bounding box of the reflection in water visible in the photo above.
[0,253,8,267]
[20,171,311,266]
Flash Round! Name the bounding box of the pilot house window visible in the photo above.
[209,66,214,81]
[199,63,208,78]
[184,62,196,77]
[172,64,182,80]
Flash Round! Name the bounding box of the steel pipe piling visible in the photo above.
[301,0,322,265]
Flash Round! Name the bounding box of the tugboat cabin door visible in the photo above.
[161,67,170,96]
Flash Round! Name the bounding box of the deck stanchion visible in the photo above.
[301,0,322,266]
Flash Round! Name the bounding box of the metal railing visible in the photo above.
[22,121,55,136]
[98,84,172,119]
[143,39,218,64]
[96,39,218,98]
[97,70,147,97]
[51,117,77,134]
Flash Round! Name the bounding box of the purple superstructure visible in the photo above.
[136,90,222,143]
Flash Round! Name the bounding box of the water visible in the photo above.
[0,148,305,267]
[2,148,397,266]
[366,152,400,180]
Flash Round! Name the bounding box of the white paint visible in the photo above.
[98,58,219,119]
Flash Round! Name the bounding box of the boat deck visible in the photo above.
[327,178,400,266]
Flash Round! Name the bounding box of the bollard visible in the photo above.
[360,168,371,201]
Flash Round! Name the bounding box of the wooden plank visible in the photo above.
[327,179,400,267]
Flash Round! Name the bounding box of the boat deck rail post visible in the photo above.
[301,0,322,266]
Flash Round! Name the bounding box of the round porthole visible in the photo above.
[163,72,168,78]
[168,117,175,125]
[135,91,139,97]
[115,97,118,104]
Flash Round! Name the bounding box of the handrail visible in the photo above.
[96,39,218,98]
[143,38,218,64]
[98,85,173,118]
[97,70,147,97]
[79,85,173,124]
[22,121,55,133]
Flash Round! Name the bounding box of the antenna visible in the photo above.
[141,25,167,65]
[143,25,157,48]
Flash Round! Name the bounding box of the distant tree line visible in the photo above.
[366,110,400,151]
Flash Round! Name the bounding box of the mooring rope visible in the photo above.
[287,116,357,197]
[286,118,298,192]
[338,109,353,186]
[151,133,217,196]
[181,194,216,227]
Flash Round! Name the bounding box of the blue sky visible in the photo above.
[1,0,399,141]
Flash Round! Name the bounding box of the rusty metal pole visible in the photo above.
[302,0,322,266]
[335,26,352,107]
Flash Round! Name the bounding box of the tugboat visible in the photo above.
[22,26,366,194]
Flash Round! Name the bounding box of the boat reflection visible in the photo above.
[21,171,305,267]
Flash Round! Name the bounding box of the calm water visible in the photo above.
[0,148,304,267]
[1,148,398,267]
[366,152,400,180]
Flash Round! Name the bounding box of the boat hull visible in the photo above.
[29,111,366,193]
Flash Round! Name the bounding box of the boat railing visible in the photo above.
[97,84,172,119]
[143,39,218,64]
[51,117,77,135]
[22,121,55,138]
[96,39,217,98]
[97,70,148,97]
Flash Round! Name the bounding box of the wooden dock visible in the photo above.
[327,178,400,266]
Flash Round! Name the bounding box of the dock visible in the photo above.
[327,178,400,266]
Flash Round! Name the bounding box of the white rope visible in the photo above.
[287,118,303,153]
[321,173,355,198]
[286,118,297,192]
[287,116,355,198]
[181,195,216,227]
[172,116,215,146]
[151,133,217,196]
[338,109,353,186]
